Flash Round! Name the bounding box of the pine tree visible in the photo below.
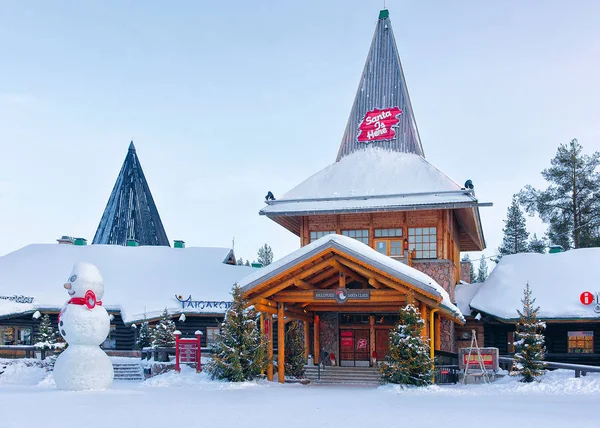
[152,309,176,347]
[136,318,153,349]
[511,283,546,383]
[34,313,57,350]
[244,260,250,267]
[207,284,268,381]
[498,195,529,258]
[380,303,432,386]
[476,255,488,283]
[285,320,306,378]
[236,257,244,266]
[528,233,546,254]
[257,244,274,266]
[520,138,600,249]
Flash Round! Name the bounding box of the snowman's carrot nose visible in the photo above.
[64,282,72,290]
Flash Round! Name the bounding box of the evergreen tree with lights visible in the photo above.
[511,282,546,382]
[152,309,176,347]
[34,313,57,350]
[285,320,306,378]
[207,284,268,381]
[136,317,153,349]
[380,302,432,386]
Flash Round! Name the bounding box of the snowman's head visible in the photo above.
[63,262,104,300]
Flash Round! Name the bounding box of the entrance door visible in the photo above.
[340,329,370,367]
[375,329,390,362]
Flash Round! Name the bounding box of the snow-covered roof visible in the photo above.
[0,244,255,323]
[469,249,600,320]
[239,234,464,321]
[454,281,483,317]
[260,149,478,216]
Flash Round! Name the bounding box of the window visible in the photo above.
[408,227,437,259]
[310,231,336,242]
[0,326,31,345]
[342,229,369,244]
[102,325,117,349]
[568,331,594,353]
[206,327,220,346]
[374,228,403,256]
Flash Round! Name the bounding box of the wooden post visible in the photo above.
[278,303,285,384]
[339,271,346,289]
[435,314,441,351]
[369,315,376,366]
[267,313,273,381]
[419,301,428,339]
[259,313,265,375]
[314,314,320,365]
[303,320,310,362]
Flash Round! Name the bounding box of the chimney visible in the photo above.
[57,236,74,245]
[73,237,87,246]
[460,256,471,283]
[174,240,185,249]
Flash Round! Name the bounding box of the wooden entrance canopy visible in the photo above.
[238,235,465,383]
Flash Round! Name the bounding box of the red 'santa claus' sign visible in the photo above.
[357,107,402,143]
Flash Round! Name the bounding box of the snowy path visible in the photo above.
[1,368,599,428]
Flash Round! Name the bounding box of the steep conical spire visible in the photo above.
[336,9,424,161]
[92,142,170,246]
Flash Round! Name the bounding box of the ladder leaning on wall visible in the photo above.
[462,329,490,384]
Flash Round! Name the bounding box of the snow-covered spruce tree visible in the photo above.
[285,320,305,378]
[207,284,268,381]
[257,243,274,266]
[528,233,546,254]
[152,309,176,347]
[136,318,153,349]
[498,195,529,258]
[511,282,546,383]
[476,255,488,283]
[380,303,432,386]
[34,313,57,351]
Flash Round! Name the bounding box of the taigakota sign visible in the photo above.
[357,107,402,143]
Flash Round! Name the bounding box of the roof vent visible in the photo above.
[126,239,140,247]
[251,262,263,268]
[73,238,87,246]
[548,245,564,254]
[57,236,74,245]
[174,240,185,249]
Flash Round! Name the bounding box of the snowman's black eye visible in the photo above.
[61,329,66,336]
[69,274,77,282]
[59,321,63,327]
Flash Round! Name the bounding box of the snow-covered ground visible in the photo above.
[1,361,599,428]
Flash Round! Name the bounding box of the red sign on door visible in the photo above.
[357,107,402,143]
[580,292,595,305]
[341,337,354,347]
[356,339,368,350]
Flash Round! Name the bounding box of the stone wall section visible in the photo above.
[412,259,455,301]
[440,317,456,353]
[319,313,339,363]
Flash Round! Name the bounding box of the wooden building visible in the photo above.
[456,249,600,365]
[247,10,490,382]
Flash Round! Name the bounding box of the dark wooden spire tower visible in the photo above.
[336,9,424,161]
[93,141,170,247]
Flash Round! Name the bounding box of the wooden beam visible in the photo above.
[267,313,273,381]
[303,321,310,362]
[304,267,336,285]
[249,296,276,308]
[331,259,357,281]
[256,257,334,299]
[294,279,315,290]
[419,301,428,339]
[303,305,403,313]
[368,277,382,289]
[339,270,346,289]
[278,304,285,384]
[314,314,320,365]
[254,303,277,315]
[271,289,408,303]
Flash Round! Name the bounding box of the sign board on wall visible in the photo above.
[313,288,370,304]
[357,107,402,143]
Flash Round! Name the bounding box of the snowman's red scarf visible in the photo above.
[68,297,103,307]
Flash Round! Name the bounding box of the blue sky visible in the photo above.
[1,1,599,268]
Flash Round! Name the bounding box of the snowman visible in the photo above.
[53,262,114,390]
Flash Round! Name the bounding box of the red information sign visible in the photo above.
[357,107,402,143]
[356,339,368,350]
[580,291,595,305]
[341,337,354,347]
[175,332,202,373]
